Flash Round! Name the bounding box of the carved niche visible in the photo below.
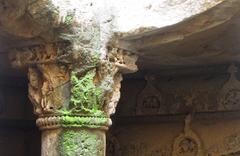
[172,115,204,156]
[136,75,163,115]
[218,64,240,111]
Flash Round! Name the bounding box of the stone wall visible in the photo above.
[108,63,240,156]
[108,118,240,156]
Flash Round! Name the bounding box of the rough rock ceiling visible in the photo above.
[135,20,240,70]
[0,32,38,77]
[0,0,240,77]
[117,0,240,70]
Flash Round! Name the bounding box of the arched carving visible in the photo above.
[218,64,240,111]
[172,115,204,156]
[136,75,163,115]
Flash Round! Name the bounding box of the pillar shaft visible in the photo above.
[42,128,106,156]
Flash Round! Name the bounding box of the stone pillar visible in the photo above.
[9,43,137,156]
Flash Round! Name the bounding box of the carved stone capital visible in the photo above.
[9,43,138,130]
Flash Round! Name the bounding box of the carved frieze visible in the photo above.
[119,64,240,116]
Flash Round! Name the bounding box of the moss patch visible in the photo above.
[69,69,104,116]
[58,129,103,156]
[59,116,108,128]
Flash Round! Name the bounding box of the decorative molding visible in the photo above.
[36,116,111,130]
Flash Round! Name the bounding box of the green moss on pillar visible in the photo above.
[58,129,104,156]
[59,116,108,128]
[69,69,105,116]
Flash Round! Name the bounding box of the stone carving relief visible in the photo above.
[207,130,240,156]
[10,44,71,115]
[218,64,240,111]
[172,115,204,156]
[28,64,70,115]
[9,42,138,129]
[104,47,137,115]
[120,64,240,116]
[136,75,163,115]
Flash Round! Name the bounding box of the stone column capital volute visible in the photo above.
[9,43,138,130]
